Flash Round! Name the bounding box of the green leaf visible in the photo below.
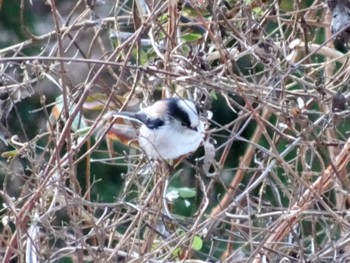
[191,235,203,251]
[182,32,203,43]
[176,187,197,198]
[175,230,203,251]
[171,247,182,258]
[210,90,218,100]
[167,187,196,199]
[252,7,263,17]
[1,150,17,158]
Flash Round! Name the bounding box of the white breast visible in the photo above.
[138,123,204,160]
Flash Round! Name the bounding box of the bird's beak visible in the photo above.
[112,112,148,125]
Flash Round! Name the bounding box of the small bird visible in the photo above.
[112,98,205,160]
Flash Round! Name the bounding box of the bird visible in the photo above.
[110,98,205,160]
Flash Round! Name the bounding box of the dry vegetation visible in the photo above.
[1,0,350,262]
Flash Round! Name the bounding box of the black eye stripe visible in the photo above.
[167,98,193,128]
[135,98,198,130]
[133,113,165,129]
[145,118,164,129]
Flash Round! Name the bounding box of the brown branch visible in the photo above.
[261,135,350,256]
[205,108,271,239]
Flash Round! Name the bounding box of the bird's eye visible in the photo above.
[181,121,189,127]
[146,118,164,129]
